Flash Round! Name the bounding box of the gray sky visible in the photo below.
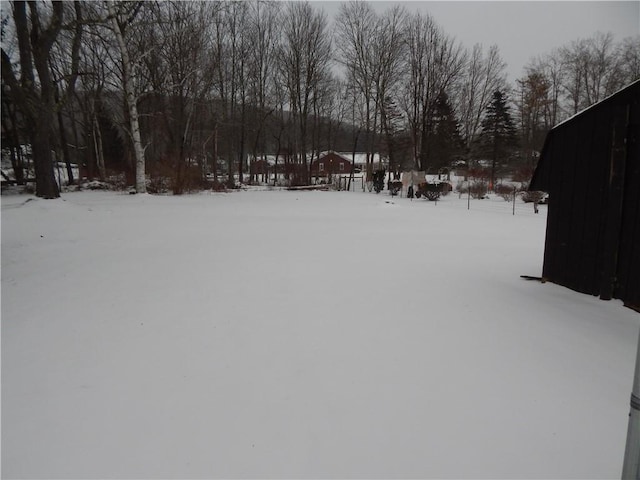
[315,1,640,83]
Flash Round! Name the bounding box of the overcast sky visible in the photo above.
[315,1,640,83]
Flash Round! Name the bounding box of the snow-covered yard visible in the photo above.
[2,188,638,478]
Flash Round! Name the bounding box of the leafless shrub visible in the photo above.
[470,180,488,199]
[209,180,227,192]
[521,190,547,203]
[495,183,516,201]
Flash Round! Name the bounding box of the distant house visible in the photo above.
[339,152,385,172]
[530,80,639,310]
[311,151,352,177]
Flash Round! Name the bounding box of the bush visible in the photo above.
[470,180,488,199]
[521,190,547,204]
[494,183,517,201]
[456,180,487,199]
[80,180,111,190]
[147,175,171,194]
[208,179,227,192]
[147,159,208,194]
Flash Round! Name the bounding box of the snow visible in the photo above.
[2,188,638,478]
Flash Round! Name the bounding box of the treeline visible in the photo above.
[515,32,640,177]
[1,1,638,198]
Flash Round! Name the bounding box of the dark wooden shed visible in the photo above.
[530,80,640,310]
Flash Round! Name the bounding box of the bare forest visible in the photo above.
[2,1,639,198]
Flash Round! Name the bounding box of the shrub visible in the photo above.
[495,183,517,201]
[470,180,488,199]
[208,179,227,192]
[147,175,171,194]
[521,190,547,203]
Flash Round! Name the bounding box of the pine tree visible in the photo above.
[477,90,518,190]
[427,92,465,173]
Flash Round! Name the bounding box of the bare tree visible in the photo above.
[141,1,216,193]
[210,1,252,187]
[246,1,280,183]
[454,44,506,161]
[559,33,625,114]
[582,32,625,104]
[516,32,634,122]
[269,65,291,185]
[278,1,331,185]
[401,12,466,172]
[106,0,146,193]
[374,6,407,177]
[73,4,117,182]
[335,1,379,180]
[1,1,68,198]
[536,51,565,128]
[335,3,407,181]
[515,70,550,170]
[618,36,640,85]
[48,2,83,186]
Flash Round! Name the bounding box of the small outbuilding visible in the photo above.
[530,80,639,310]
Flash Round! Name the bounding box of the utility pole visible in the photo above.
[622,327,640,479]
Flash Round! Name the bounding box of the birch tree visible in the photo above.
[106,0,146,193]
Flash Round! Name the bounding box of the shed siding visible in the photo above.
[532,80,640,308]
[615,97,640,308]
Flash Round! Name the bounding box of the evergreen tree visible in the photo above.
[477,90,518,189]
[426,92,465,173]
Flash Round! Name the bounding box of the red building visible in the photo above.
[310,152,352,177]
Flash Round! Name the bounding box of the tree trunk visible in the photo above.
[55,86,75,185]
[419,115,430,172]
[32,115,60,198]
[108,2,146,193]
[213,121,218,182]
[32,72,60,197]
[92,111,106,180]
[1,2,63,198]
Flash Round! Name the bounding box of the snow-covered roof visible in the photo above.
[332,152,383,165]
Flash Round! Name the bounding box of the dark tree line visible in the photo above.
[1,1,638,198]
